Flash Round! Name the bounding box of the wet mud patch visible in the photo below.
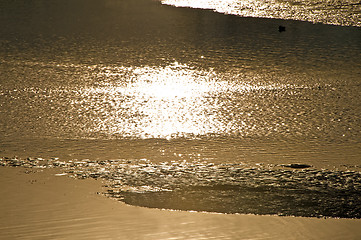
[1,157,361,219]
[117,185,361,218]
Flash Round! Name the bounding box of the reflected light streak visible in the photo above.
[161,0,361,27]
[73,62,293,139]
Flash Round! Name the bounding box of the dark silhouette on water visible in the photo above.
[281,163,312,169]
[278,25,286,32]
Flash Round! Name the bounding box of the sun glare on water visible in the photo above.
[161,0,361,27]
[71,62,292,140]
[76,63,229,139]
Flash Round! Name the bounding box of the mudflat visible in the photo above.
[0,167,360,240]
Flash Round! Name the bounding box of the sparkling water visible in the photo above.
[1,0,360,218]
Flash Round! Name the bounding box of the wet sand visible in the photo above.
[1,167,360,240]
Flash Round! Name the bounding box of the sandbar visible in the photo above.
[0,167,360,240]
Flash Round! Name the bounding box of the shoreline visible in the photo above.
[1,156,361,219]
[1,166,361,240]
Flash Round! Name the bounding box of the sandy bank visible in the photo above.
[0,167,360,240]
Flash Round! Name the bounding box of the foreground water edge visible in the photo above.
[2,167,361,240]
[1,156,360,219]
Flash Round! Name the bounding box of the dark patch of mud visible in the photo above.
[1,157,361,218]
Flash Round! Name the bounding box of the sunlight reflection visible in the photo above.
[73,62,294,139]
[161,0,361,27]
[79,63,226,139]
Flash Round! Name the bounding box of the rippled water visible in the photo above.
[162,0,361,27]
[1,0,361,218]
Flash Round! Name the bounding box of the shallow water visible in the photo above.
[162,0,361,27]
[1,0,361,217]
[2,157,361,218]
[2,168,361,240]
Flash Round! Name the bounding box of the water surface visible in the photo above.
[162,0,361,27]
[1,0,361,218]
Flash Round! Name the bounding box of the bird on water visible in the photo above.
[278,25,286,32]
